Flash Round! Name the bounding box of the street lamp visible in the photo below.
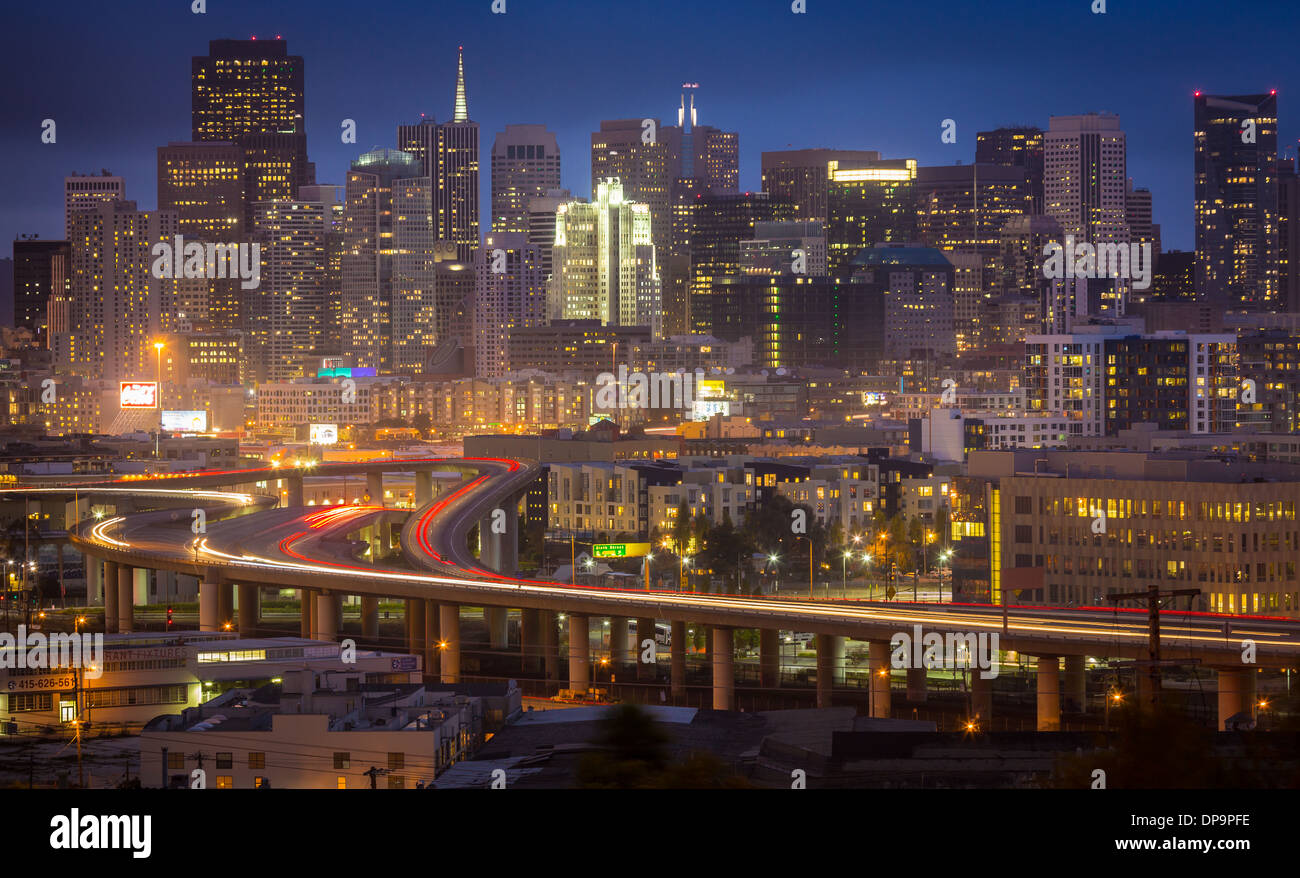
[939,549,953,603]
[680,555,691,592]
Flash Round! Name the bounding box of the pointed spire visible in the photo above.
[453,46,468,122]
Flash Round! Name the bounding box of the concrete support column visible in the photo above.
[407,599,426,656]
[869,641,891,719]
[485,607,508,650]
[1217,668,1256,730]
[711,627,735,711]
[117,566,134,633]
[830,635,846,686]
[307,589,318,639]
[414,471,434,506]
[423,600,440,680]
[759,628,780,689]
[285,475,304,507]
[103,561,119,634]
[366,472,382,505]
[439,604,461,683]
[237,584,259,634]
[1064,655,1086,713]
[361,596,379,639]
[568,614,590,695]
[1036,655,1061,731]
[970,670,993,724]
[300,588,314,638]
[670,620,686,699]
[217,583,233,628]
[609,616,631,666]
[520,608,541,673]
[315,591,338,641]
[87,554,103,606]
[636,617,657,681]
[198,580,219,632]
[540,610,559,680]
[816,634,836,708]
[906,667,927,703]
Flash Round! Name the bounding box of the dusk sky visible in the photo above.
[4,0,1300,253]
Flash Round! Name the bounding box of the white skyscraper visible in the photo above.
[549,179,661,336]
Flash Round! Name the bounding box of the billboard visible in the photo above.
[309,423,339,445]
[161,410,208,432]
[119,381,158,409]
[592,542,652,558]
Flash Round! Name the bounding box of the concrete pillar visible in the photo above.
[117,566,134,633]
[609,616,631,666]
[407,599,426,656]
[366,472,382,504]
[423,599,440,680]
[315,592,338,640]
[237,584,258,634]
[830,635,846,686]
[520,608,541,673]
[300,588,313,638]
[1036,655,1061,731]
[635,617,657,681]
[217,583,233,628]
[1064,655,1086,713]
[103,561,119,634]
[816,634,836,708]
[568,614,590,695]
[759,628,780,689]
[56,544,64,601]
[479,498,519,575]
[87,554,103,606]
[541,610,559,680]
[307,589,318,639]
[1217,668,1256,730]
[869,641,891,719]
[712,627,735,711]
[414,471,434,506]
[970,670,993,724]
[906,667,927,703]
[670,620,686,699]
[439,604,460,683]
[361,596,379,639]
[485,607,508,650]
[286,475,304,507]
[198,580,219,632]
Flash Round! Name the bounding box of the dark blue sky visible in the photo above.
[4,0,1299,255]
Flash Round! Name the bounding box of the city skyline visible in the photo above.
[6,0,1300,253]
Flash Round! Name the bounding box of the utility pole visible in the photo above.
[1106,584,1200,707]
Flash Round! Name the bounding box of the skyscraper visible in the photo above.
[191,38,313,228]
[1194,92,1280,311]
[61,200,176,382]
[525,188,574,284]
[975,127,1044,212]
[396,48,481,262]
[248,198,331,382]
[64,172,125,239]
[549,180,661,335]
[474,232,546,378]
[760,149,882,221]
[491,125,560,234]
[591,119,674,271]
[12,237,69,346]
[915,163,1032,291]
[1044,114,1129,244]
[825,158,918,271]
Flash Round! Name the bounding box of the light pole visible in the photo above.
[154,341,165,459]
[939,549,952,602]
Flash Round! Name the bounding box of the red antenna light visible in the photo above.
[1193,90,1201,97]
[250,34,257,40]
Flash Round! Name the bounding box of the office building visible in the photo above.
[12,238,69,346]
[975,126,1044,212]
[490,125,560,234]
[760,148,882,221]
[64,172,125,239]
[474,232,546,378]
[826,159,918,271]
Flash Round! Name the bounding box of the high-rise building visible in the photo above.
[248,199,331,382]
[975,127,1044,212]
[525,188,573,284]
[549,180,661,336]
[1237,329,1300,433]
[12,238,69,346]
[591,119,675,272]
[191,39,313,229]
[673,87,739,192]
[61,200,176,382]
[1279,159,1300,311]
[396,48,481,262]
[1044,114,1129,244]
[341,149,426,372]
[491,125,560,234]
[64,172,125,238]
[760,149,882,222]
[678,191,794,335]
[1124,180,1161,263]
[850,244,955,362]
[739,221,828,277]
[915,163,1032,295]
[474,232,546,378]
[1194,92,1279,311]
[299,184,346,357]
[825,159,917,271]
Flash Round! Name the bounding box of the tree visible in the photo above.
[670,501,691,554]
